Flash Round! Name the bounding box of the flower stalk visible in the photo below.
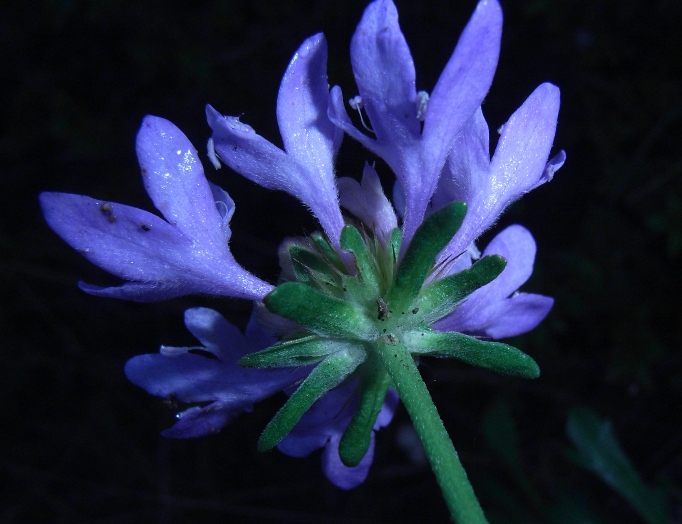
[377,339,487,523]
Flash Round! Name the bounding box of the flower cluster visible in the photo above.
[40,0,563,490]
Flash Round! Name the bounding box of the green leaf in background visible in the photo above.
[545,491,608,524]
[482,396,543,513]
[566,407,671,524]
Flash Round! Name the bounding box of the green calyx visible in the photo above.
[247,202,540,462]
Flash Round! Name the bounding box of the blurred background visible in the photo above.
[2,0,681,522]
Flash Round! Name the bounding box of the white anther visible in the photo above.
[348,95,375,134]
[416,90,430,121]
[349,95,364,110]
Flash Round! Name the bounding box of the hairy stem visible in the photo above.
[377,339,488,523]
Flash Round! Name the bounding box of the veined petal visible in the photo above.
[207,104,344,245]
[422,0,502,178]
[350,0,420,146]
[337,162,398,243]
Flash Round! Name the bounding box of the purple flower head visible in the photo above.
[40,116,271,302]
[41,0,564,493]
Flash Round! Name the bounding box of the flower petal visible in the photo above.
[350,0,420,146]
[486,82,561,214]
[322,432,375,490]
[439,83,562,260]
[431,107,490,212]
[473,224,536,302]
[125,308,305,438]
[207,103,344,245]
[125,353,253,404]
[422,0,502,178]
[41,192,193,280]
[41,192,272,302]
[375,388,399,428]
[206,105,296,191]
[136,116,225,246]
[337,162,398,242]
[183,307,252,361]
[434,225,551,338]
[162,404,236,439]
[78,281,191,302]
[278,381,357,458]
[278,380,398,488]
[473,292,554,339]
[277,33,343,173]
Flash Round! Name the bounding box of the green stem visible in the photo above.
[377,339,488,523]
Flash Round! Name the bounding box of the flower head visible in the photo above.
[41,0,564,491]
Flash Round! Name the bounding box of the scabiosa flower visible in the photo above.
[40,0,564,504]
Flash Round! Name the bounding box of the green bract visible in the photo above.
[244,202,540,466]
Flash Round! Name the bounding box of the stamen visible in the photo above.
[349,95,363,111]
[348,95,375,134]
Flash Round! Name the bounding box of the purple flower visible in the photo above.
[125,307,305,438]
[432,85,565,263]
[328,0,502,246]
[40,116,271,302]
[41,0,564,492]
[278,381,399,489]
[206,33,345,247]
[434,225,554,340]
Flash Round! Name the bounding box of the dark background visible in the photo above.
[2,0,681,522]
